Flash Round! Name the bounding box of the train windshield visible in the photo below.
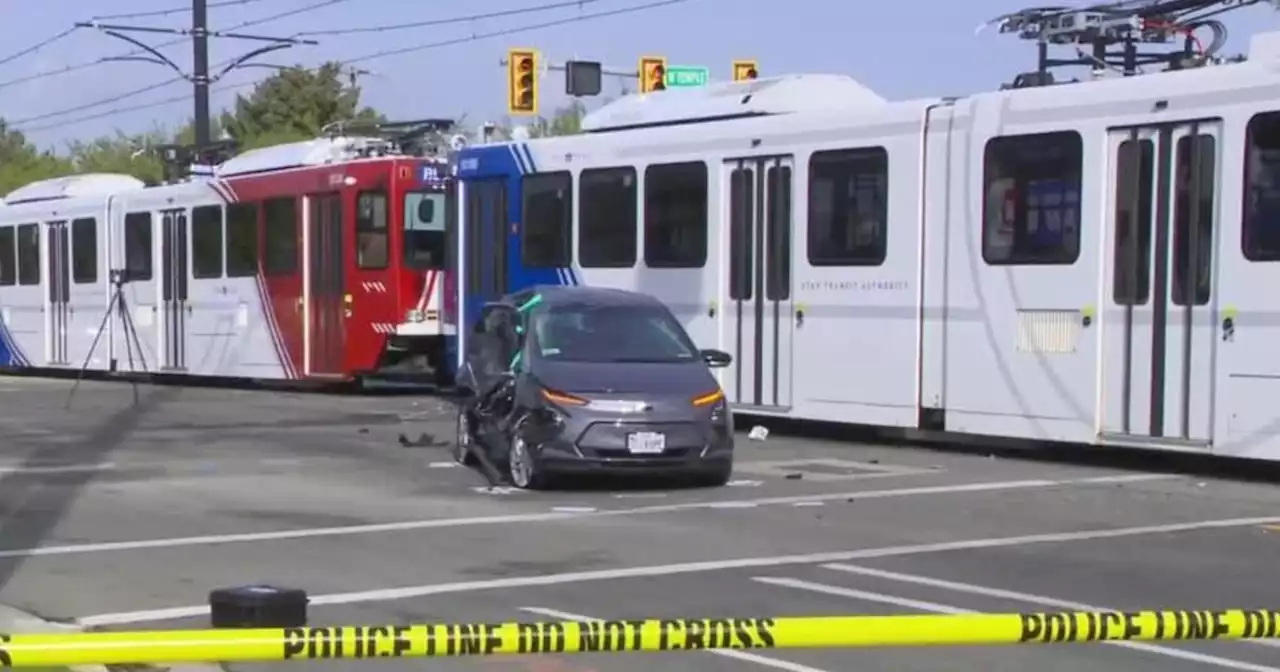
[403,191,447,269]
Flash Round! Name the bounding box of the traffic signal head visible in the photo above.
[507,48,539,116]
[733,60,758,82]
[639,56,666,94]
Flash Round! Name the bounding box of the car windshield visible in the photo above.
[531,303,699,364]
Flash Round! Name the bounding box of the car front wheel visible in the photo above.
[453,407,477,466]
[507,434,550,490]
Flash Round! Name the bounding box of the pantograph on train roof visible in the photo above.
[214,117,460,178]
[986,0,1276,87]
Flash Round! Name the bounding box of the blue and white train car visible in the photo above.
[451,29,1280,462]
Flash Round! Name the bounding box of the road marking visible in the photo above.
[0,462,117,475]
[550,507,597,513]
[753,577,1279,672]
[821,562,1280,651]
[0,474,1169,561]
[518,606,832,672]
[76,513,1280,627]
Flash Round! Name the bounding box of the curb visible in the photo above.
[0,604,224,672]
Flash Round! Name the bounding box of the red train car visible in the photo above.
[208,124,458,386]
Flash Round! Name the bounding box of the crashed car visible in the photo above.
[454,285,735,490]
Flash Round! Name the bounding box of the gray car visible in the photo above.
[454,285,735,490]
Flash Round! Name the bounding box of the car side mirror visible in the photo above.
[700,349,732,368]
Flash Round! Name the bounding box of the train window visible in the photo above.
[644,162,707,268]
[403,191,446,269]
[522,172,572,268]
[578,167,637,268]
[982,131,1083,265]
[226,203,259,277]
[16,223,38,286]
[191,205,223,279]
[1243,111,1280,262]
[1171,133,1215,307]
[1113,139,1154,305]
[729,167,754,299]
[0,227,13,286]
[356,192,388,269]
[807,148,888,267]
[263,197,298,276]
[124,213,153,281]
[766,165,793,300]
[71,218,97,284]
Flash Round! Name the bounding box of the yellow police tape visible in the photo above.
[1,609,1278,667]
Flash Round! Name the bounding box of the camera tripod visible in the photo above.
[65,269,150,409]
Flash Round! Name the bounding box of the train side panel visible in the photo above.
[938,94,1100,445]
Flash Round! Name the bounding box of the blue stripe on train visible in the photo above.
[0,306,28,367]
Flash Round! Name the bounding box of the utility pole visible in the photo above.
[192,0,210,150]
[78,4,317,158]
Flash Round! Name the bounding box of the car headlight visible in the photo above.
[406,309,425,323]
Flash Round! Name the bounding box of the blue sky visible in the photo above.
[2,0,1277,151]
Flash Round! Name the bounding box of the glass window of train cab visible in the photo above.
[124,213,153,281]
[807,148,889,266]
[981,131,1083,265]
[15,224,38,286]
[403,191,446,269]
[191,205,224,279]
[522,172,573,268]
[70,218,97,284]
[644,162,708,268]
[356,191,388,269]
[1243,111,1280,263]
[579,167,638,268]
[0,226,14,286]
[225,203,260,277]
[262,197,298,276]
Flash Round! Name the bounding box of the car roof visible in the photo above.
[502,285,665,309]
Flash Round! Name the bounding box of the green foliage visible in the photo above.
[219,61,384,144]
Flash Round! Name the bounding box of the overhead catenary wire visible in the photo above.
[296,0,606,36]
[0,0,352,91]
[91,0,268,21]
[0,26,80,69]
[15,0,693,134]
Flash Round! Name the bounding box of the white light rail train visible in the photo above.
[452,2,1280,461]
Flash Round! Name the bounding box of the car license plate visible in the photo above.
[626,432,665,454]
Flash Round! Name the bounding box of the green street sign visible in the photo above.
[665,65,709,87]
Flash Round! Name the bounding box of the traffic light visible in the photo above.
[638,56,666,94]
[507,48,539,116]
[733,60,758,82]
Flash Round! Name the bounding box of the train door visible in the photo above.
[307,192,345,376]
[44,220,69,366]
[459,178,509,354]
[1101,120,1220,446]
[118,211,157,373]
[159,208,189,371]
[721,156,795,410]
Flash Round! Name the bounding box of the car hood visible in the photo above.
[531,359,717,396]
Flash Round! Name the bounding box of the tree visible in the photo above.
[65,129,168,185]
[527,100,586,138]
[0,120,73,196]
[219,61,385,148]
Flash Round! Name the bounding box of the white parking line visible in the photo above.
[518,606,833,672]
[0,474,1169,560]
[752,576,1279,672]
[76,513,1280,627]
[822,562,1280,651]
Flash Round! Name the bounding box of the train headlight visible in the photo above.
[406,309,425,323]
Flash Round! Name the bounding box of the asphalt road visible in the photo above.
[1,376,1280,672]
